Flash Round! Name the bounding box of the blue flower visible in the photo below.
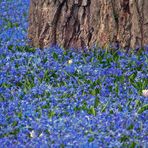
[65,65,75,74]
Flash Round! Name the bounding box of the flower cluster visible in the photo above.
[0,0,148,147]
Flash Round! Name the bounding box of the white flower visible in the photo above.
[39,133,44,137]
[30,130,36,138]
[68,59,73,64]
[142,90,148,97]
[47,84,52,90]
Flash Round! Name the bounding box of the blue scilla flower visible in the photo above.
[65,65,75,74]
[38,71,44,79]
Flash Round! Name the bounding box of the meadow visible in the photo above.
[0,0,148,147]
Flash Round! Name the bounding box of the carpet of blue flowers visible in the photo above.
[0,0,148,147]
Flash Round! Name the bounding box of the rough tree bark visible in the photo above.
[28,0,148,50]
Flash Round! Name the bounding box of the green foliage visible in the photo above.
[101,102,108,113]
[120,135,129,142]
[90,88,100,96]
[94,97,100,108]
[137,104,148,114]
[48,110,55,118]
[88,137,95,142]
[52,52,58,61]
[88,106,96,116]
[16,45,36,53]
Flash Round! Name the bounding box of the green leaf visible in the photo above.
[16,112,22,119]
[60,144,65,148]
[119,75,125,83]
[88,106,96,116]
[82,57,87,64]
[129,141,137,148]
[12,121,18,127]
[81,101,88,111]
[97,55,102,62]
[16,46,36,53]
[74,106,81,112]
[110,110,114,114]
[95,78,101,86]
[113,52,119,62]
[115,83,119,94]
[0,95,5,102]
[127,98,132,107]
[63,51,68,55]
[53,52,58,61]
[94,97,100,108]
[44,70,49,80]
[91,57,94,63]
[127,124,134,130]
[48,110,55,118]
[120,135,129,142]
[41,103,50,109]
[8,44,14,51]
[129,72,137,83]
[137,104,148,114]
[10,128,20,136]
[118,104,123,111]
[91,89,96,96]
[91,88,100,96]
[135,100,141,108]
[101,102,108,112]
[88,137,94,142]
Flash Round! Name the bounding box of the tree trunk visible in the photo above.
[28,0,148,50]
